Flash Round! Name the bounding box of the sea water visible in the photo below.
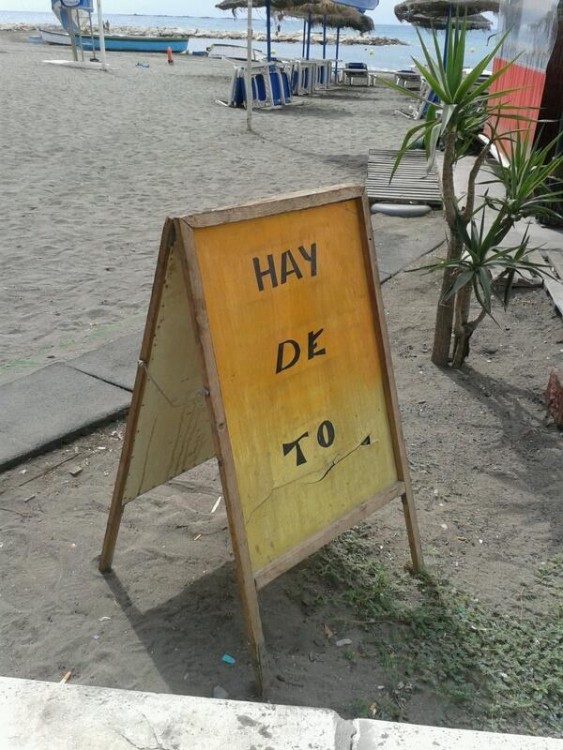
[0,10,500,71]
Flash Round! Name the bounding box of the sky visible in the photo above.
[0,0,405,24]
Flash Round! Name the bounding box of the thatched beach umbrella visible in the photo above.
[216,0,373,59]
[394,0,499,60]
[394,0,499,118]
[394,0,499,23]
[399,11,492,30]
[288,0,374,33]
[284,1,374,59]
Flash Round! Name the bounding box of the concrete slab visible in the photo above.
[353,718,563,749]
[544,247,563,279]
[67,332,143,391]
[0,364,131,471]
[1,677,561,750]
[372,211,446,282]
[0,677,353,750]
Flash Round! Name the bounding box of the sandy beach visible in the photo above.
[0,30,410,385]
[1,29,562,738]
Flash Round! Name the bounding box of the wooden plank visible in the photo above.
[367,175,439,182]
[366,186,439,190]
[368,163,432,169]
[368,161,432,167]
[368,149,428,157]
[368,164,431,171]
[181,184,363,229]
[365,193,442,200]
[177,218,269,697]
[368,166,432,172]
[254,481,406,589]
[366,181,441,188]
[365,189,442,199]
[544,250,563,282]
[367,179,439,184]
[367,173,438,181]
[359,193,424,572]
[539,250,563,315]
[366,149,442,206]
[544,275,563,315]
[367,175,440,182]
[368,155,430,168]
[366,181,439,186]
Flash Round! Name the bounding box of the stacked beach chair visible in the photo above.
[228,59,335,109]
[229,62,292,108]
[290,60,317,96]
[290,59,333,96]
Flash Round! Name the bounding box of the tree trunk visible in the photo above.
[451,283,473,368]
[431,262,457,366]
[431,232,463,366]
[431,130,462,367]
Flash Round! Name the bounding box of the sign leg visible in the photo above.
[234,564,270,698]
[401,490,424,573]
[251,633,270,699]
[99,491,125,573]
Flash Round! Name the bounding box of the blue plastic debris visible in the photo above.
[221,653,236,665]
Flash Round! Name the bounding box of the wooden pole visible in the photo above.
[68,9,78,62]
[266,0,271,61]
[99,222,178,572]
[335,26,340,81]
[246,0,253,133]
[96,0,108,71]
[359,194,424,573]
[99,492,124,572]
[178,220,269,697]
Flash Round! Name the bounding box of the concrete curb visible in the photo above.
[1,677,561,750]
[0,363,131,471]
[0,677,354,750]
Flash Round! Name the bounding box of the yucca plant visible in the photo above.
[385,18,563,368]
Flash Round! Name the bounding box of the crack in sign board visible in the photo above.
[244,432,375,527]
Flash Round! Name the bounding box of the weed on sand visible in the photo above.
[294,528,563,736]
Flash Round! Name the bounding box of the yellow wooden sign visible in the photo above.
[99,185,422,695]
[189,199,400,581]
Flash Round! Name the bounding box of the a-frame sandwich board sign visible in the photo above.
[99,185,424,695]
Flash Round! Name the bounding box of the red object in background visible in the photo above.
[488,59,547,152]
[487,0,561,159]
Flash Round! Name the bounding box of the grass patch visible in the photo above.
[298,529,563,736]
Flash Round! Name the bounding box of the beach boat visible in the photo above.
[206,43,266,62]
[38,27,189,53]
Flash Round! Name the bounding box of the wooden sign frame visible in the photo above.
[99,185,423,695]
